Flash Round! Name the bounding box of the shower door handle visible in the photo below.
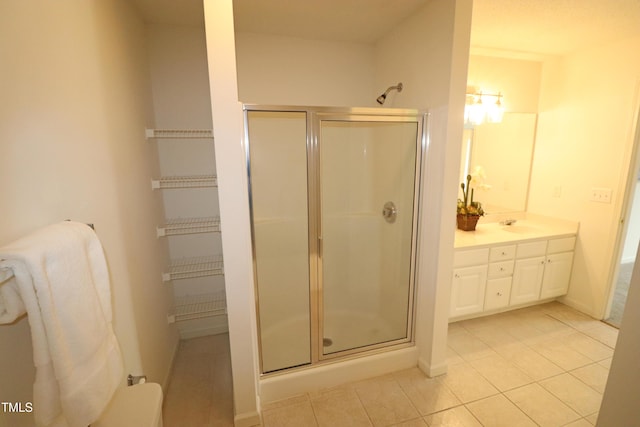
[382,201,397,223]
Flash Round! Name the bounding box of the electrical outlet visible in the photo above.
[590,187,612,203]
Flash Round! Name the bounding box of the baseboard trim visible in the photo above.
[178,324,229,340]
[234,411,261,427]
[161,335,180,392]
[418,357,448,378]
[559,296,599,319]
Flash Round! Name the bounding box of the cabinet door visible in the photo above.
[451,265,488,318]
[540,252,574,299]
[485,277,512,311]
[511,257,545,305]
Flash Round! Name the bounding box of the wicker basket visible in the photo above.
[456,214,480,231]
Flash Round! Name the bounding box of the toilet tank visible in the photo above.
[92,382,163,427]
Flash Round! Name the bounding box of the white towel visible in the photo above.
[0,221,123,427]
[0,270,26,323]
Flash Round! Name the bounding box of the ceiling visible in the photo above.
[232,0,427,44]
[470,0,640,57]
[132,0,640,57]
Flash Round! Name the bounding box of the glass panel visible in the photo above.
[320,119,418,355]
[247,111,311,372]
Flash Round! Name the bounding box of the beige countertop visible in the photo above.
[454,214,579,249]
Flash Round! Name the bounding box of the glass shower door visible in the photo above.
[319,117,420,356]
[247,110,311,373]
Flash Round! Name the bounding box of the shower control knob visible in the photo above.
[382,201,397,223]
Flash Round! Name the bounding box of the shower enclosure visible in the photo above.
[245,106,425,374]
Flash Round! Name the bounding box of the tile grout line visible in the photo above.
[306,392,321,427]
[449,304,612,426]
[457,313,612,375]
[167,304,614,426]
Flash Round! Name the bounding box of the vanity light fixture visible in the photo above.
[464,90,504,126]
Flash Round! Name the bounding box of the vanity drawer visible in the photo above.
[547,237,576,254]
[516,241,547,259]
[489,245,516,262]
[488,260,514,278]
[454,248,489,267]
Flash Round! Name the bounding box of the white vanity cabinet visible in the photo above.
[540,237,575,299]
[485,245,516,310]
[451,248,489,317]
[511,241,547,305]
[451,235,576,320]
[511,237,576,304]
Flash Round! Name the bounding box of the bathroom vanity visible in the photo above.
[450,216,579,321]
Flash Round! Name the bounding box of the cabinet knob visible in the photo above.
[497,292,502,296]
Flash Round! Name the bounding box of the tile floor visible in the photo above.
[605,262,632,327]
[163,333,234,427]
[163,302,618,426]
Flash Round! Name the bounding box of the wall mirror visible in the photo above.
[459,112,538,214]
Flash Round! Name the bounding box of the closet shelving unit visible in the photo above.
[145,128,214,139]
[156,216,221,237]
[162,255,224,282]
[151,174,217,190]
[148,128,227,329]
[174,291,227,322]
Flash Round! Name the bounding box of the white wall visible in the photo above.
[0,2,178,425]
[204,2,261,426]
[467,55,542,113]
[529,36,640,317]
[235,32,375,106]
[147,24,214,128]
[205,0,472,422]
[375,0,473,376]
[374,0,471,109]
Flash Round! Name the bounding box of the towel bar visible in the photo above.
[0,221,94,283]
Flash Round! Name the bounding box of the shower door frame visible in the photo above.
[244,105,427,374]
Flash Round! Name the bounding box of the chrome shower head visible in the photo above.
[376,82,403,105]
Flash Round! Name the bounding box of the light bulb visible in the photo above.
[487,95,504,123]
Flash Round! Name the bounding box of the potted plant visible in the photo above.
[457,173,485,231]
